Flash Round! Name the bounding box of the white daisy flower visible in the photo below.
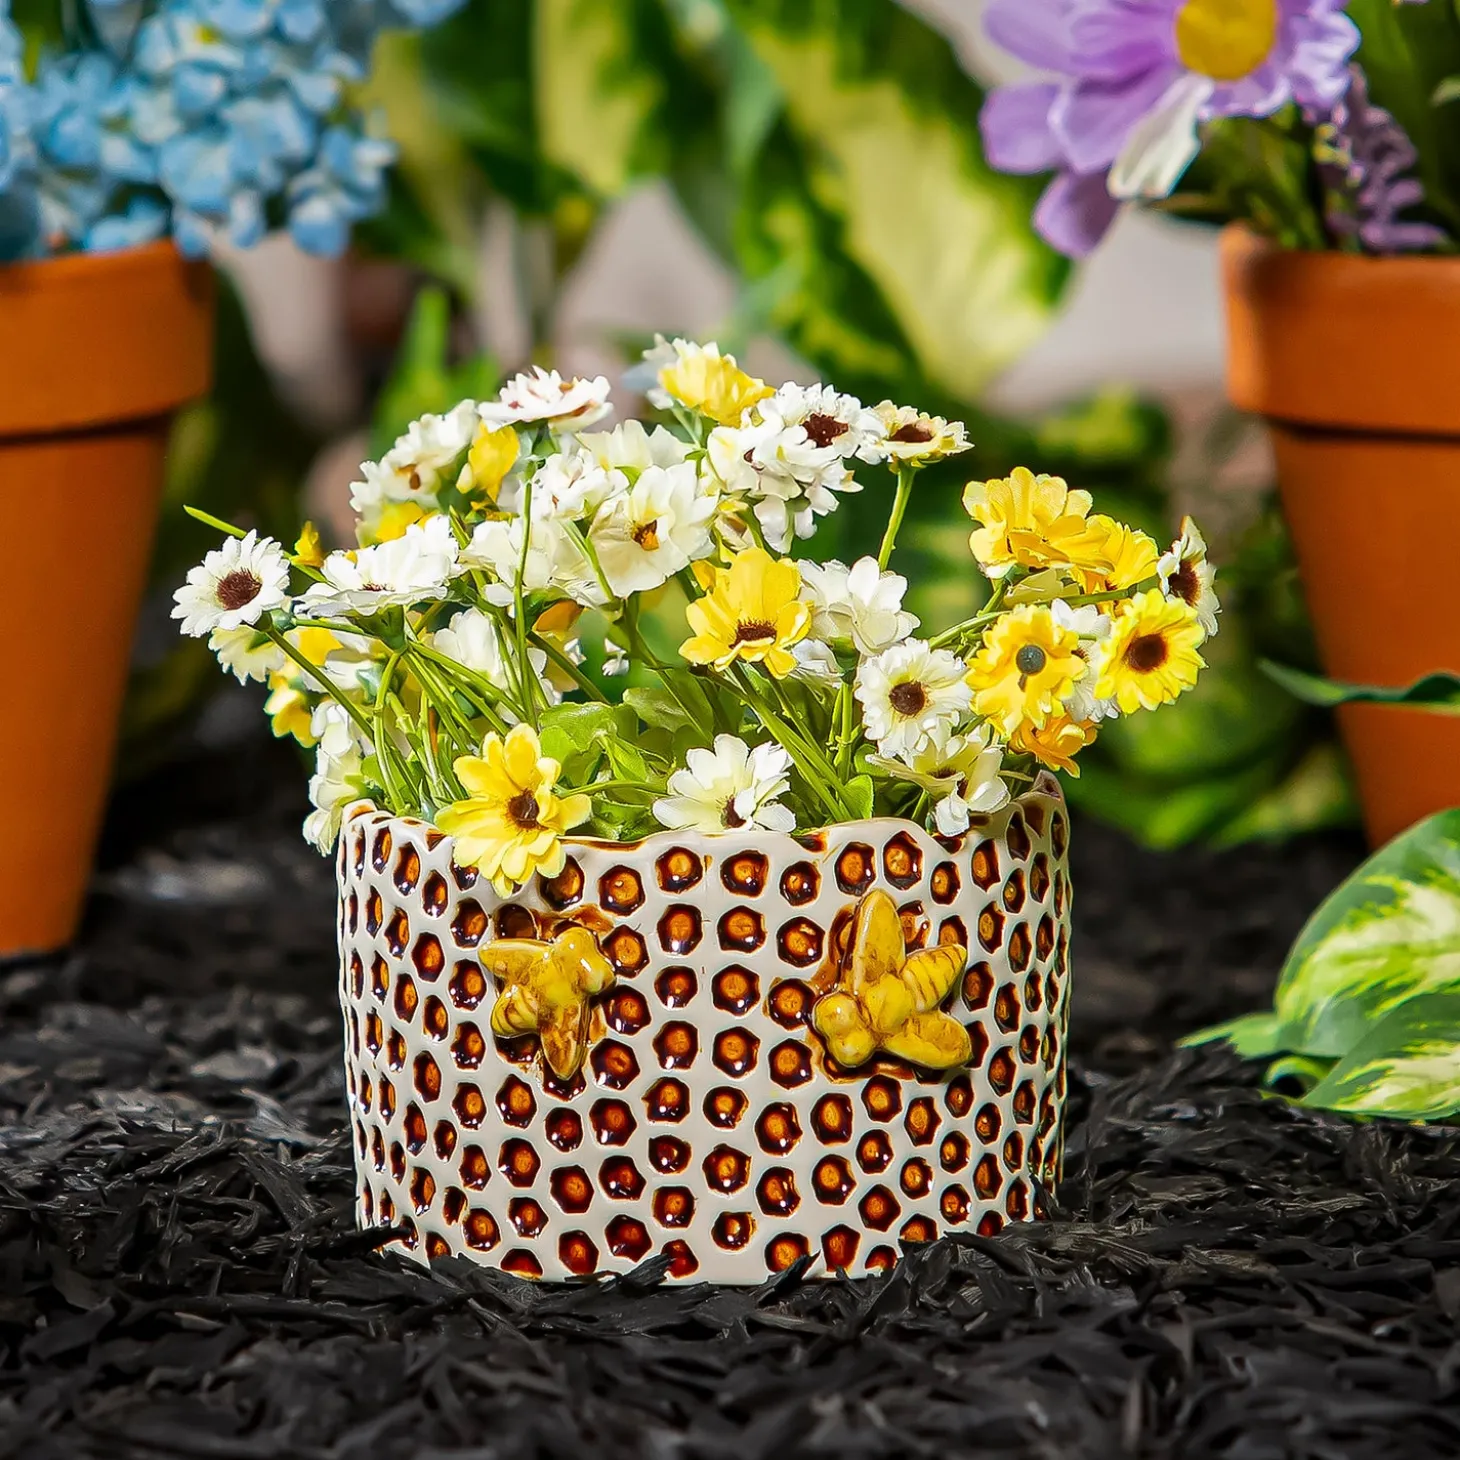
[854,639,972,763]
[789,639,843,686]
[577,418,691,474]
[208,626,285,684]
[867,402,971,464]
[478,367,612,433]
[348,401,477,518]
[589,460,718,598]
[868,724,1010,836]
[702,406,861,553]
[301,515,461,617]
[173,530,291,637]
[505,450,624,523]
[302,704,373,854]
[653,735,796,835]
[429,608,551,714]
[602,640,630,677]
[798,556,918,656]
[1051,599,1118,724]
[759,382,886,463]
[1159,517,1220,637]
[461,515,607,610]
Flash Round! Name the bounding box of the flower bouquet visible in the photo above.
[977,0,1460,845]
[178,343,1216,1280]
[0,0,466,959]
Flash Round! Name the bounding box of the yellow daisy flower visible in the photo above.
[658,343,772,427]
[1070,516,1160,593]
[872,402,971,464]
[460,423,519,504]
[679,547,810,679]
[293,520,325,568]
[1011,715,1096,777]
[264,677,316,745]
[439,724,592,896]
[363,500,429,545]
[966,604,1086,735]
[1093,589,1206,714]
[962,467,1104,579]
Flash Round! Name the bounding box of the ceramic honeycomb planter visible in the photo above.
[337,776,1072,1283]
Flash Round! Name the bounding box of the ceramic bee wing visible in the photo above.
[899,944,966,1013]
[845,889,907,996]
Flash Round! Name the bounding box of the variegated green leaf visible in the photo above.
[1299,993,1460,1121]
[1272,810,1460,1058]
[720,0,1068,398]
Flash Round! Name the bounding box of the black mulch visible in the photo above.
[4,715,1459,1460]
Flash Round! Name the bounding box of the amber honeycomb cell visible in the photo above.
[340,792,1072,1283]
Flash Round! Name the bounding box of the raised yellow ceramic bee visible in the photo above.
[481,925,616,1080]
[811,889,970,1070]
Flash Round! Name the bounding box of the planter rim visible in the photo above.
[0,238,214,438]
[346,775,1064,861]
[1221,224,1460,436]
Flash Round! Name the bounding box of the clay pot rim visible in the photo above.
[1221,224,1460,435]
[0,237,188,289]
[342,775,1066,863]
[0,237,214,438]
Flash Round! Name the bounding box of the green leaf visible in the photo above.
[1263,1054,1336,1095]
[1181,1010,1287,1058]
[1261,660,1460,715]
[623,686,696,734]
[535,0,671,197]
[539,702,620,762]
[718,0,1069,399]
[1299,993,1460,1120]
[1272,810,1460,1058]
[844,774,874,822]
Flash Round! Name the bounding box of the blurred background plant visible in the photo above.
[133,0,1356,846]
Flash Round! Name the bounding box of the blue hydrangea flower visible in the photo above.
[0,0,466,258]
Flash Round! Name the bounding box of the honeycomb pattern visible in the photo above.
[338,777,1072,1283]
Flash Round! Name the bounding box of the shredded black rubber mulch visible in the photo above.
[4,717,1459,1460]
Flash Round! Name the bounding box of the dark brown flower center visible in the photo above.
[732,619,777,646]
[889,680,927,716]
[507,791,541,829]
[633,519,661,551]
[723,797,746,829]
[1125,633,1169,673]
[889,421,933,444]
[1015,643,1047,677]
[802,412,848,449]
[1170,559,1200,605]
[216,570,263,611]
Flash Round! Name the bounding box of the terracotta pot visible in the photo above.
[1222,225,1460,847]
[0,243,214,958]
[337,785,1072,1283]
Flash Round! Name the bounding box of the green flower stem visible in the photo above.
[529,631,609,704]
[876,465,916,570]
[560,518,616,606]
[512,477,539,728]
[583,778,661,800]
[407,641,513,735]
[406,646,498,746]
[263,626,374,744]
[730,667,851,823]
[185,505,248,540]
[833,680,857,776]
[372,651,419,812]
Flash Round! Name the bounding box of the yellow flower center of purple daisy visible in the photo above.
[1175,0,1277,82]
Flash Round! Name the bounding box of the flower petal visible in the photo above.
[980,83,1065,174]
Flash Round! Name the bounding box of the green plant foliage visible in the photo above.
[1188,809,1460,1121]
[1260,662,1460,714]
[1299,993,1460,1120]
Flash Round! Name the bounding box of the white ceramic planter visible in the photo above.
[337,776,1072,1283]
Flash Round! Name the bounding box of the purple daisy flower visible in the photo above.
[980,0,1360,256]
